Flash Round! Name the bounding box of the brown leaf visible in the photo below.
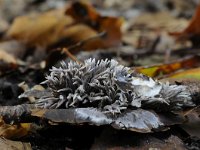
[7,1,123,51]
[169,5,200,47]
[170,5,200,36]
[65,1,99,24]
[123,11,188,49]
[6,9,74,47]
[0,50,17,64]
[61,24,105,50]
[65,1,123,49]
[0,117,31,139]
[0,50,18,75]
[0,137,31,150]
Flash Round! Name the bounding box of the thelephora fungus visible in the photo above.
[34,59,195,114]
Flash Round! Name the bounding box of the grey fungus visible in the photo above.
[35,59,195,114]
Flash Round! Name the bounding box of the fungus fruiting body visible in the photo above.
[35,59,194,114]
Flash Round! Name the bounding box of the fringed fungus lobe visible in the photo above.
[35,59,194,114]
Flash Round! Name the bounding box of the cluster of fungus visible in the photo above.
[35,59,194,114]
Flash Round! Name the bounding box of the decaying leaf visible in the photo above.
[0,49,18,75]
[0,50,17,64]
[181,5,200,35]
[58,24,106,50]
[6,9,74,47]
[135,55,200,78]
[123,11,188,49]
[166,67,200,81]
[170,5,200,47]
[6,1,123,51]
[65,1,99,24]
[65,1,123,48]
[130,12,188,33]
[0,137,31,150]
[1,0,200,149]
[0,117,31,139]
[170,5,200,36]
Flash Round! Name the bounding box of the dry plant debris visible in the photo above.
[0,0,200,149]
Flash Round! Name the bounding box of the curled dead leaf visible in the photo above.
[0,117,31,139]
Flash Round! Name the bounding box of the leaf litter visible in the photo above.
[0,0,200,149]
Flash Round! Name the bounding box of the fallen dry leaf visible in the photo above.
[182,5,200,35]
[169,5,200,47]
[6,9,74,47]
[65,1,123,49]
[0,49,17,64]
[135,55,200,78]
[0,117,31,139]
[123,11,188,49]
[0,137,31,150]
[170,5,200,36]
[65,1,99,24]
[1,1,200,149]
[60,24,104,50]
[166,67,200,81]
[0,49,18,74]
[7,1,123,51]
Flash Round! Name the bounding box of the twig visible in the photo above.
[62,48,82,64]
[0,104,34,123]
[45,31,106,68]
[171,48,200,55]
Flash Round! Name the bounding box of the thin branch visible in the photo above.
[62,48,82,64]
[0,104,34,123]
